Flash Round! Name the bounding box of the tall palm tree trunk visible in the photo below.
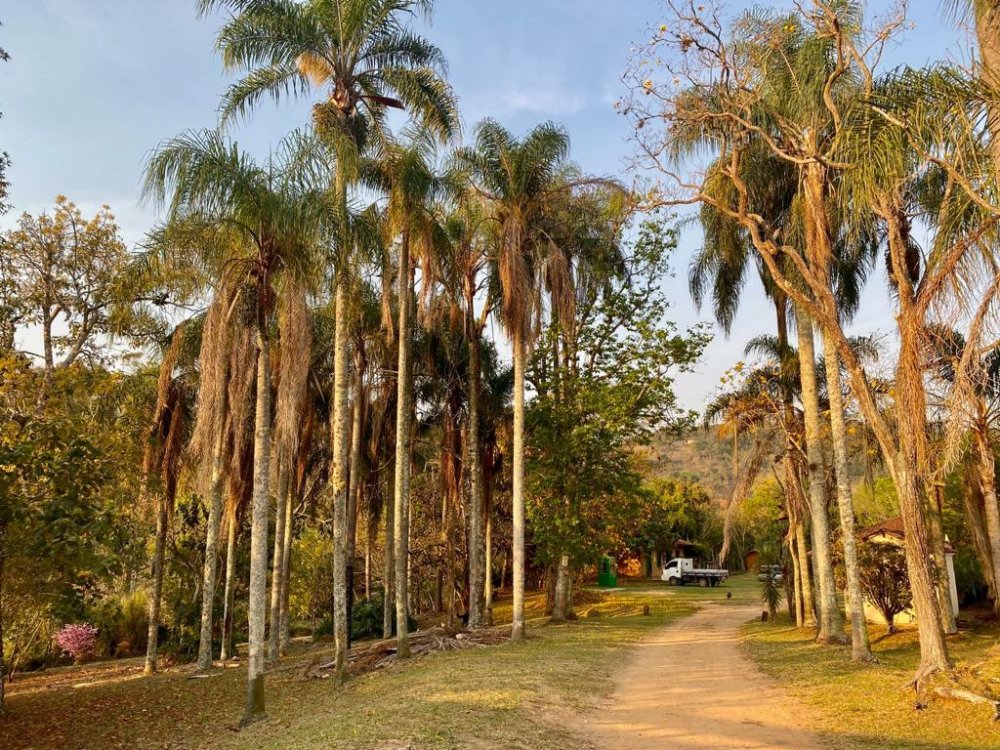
[331,280,351,682]
[511,331,526,643]
[220,505,237,661]
[465,333,485,628]
[346,355,365,646]
[484,465,494,626]
[383,463,395,638]
[243,326,272,726]
[197,431,226,670]
[394,236,414,658]
[278,484,293,656]
[144,494,168,675]
[267,463,289,661]
[795,306,844,643]
[973,421,1000,613]
[552,554,571,621]
[823,337,872,661]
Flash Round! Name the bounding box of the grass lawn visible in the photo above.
[743,612,1000,750]
[0,585,694,750]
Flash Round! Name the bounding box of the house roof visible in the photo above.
[859,516,955,554]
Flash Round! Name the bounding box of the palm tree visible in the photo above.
[455,119,571,641]
[144,129,326,725]
[367,138,446,654]
[688,153,819,629]
[197,0,458,678]
[142,325,196,675]
[439,195,491,627]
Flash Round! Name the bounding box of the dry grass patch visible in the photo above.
[743,613,1000,750]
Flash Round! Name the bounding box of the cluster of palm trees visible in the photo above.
[628,0,1000,681]
[135,0,606,725]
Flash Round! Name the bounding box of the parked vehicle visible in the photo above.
[660,558,729,587]
[757,564,783,583]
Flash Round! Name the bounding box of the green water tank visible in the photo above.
[597,555,618,588]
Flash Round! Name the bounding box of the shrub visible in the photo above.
[760,571,782,620]
[54,623,99,663]
[88,590,149,657]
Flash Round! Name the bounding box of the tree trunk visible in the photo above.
[927,486,958,634]
[1,523,8,712]
[242,325,271,726]
[484,471,494,626]
[144,494,169,675]
[962,464,997,603]
[331,280,351,682]
[551,554,571,621]
[346,352,365,647]
[383,464,395,638]
[278,484,293,656]
[465,333,485,628]
[511,331,526,643]
[822,337,873,661]
[220,506,237,661]
[788,523,804,626]
[795,306,844,643]
[393,236,413,658]
[267,463,289,661]
[197,430,226,671]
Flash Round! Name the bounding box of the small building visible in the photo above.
[745,549,760,572]
[858,516,958,626]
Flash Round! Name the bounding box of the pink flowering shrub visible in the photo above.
[55,623,99,663]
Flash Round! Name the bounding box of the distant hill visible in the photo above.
[637,428,741,503]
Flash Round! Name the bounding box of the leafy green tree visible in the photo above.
[527,219,709,617]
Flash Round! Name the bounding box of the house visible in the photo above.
[858,516,958,626]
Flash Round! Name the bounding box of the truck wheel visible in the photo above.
[699,577,709,587]
[666,577,678,586]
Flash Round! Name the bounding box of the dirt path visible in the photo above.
[582,602,821,750]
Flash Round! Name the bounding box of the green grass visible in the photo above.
[0,587,694,750]
[742,613,1000,750]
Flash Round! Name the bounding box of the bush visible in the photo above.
[54,623,99,663]
[88,590,149,657]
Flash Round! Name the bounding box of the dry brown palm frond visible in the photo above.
[542,241,576,336]
[498,216,534,343]
[190,289,235,481]
[296,53,333,88]
[226,321,258,481]
[274,279,313,469]
[941,270,1000,471]
[718,429,776,566]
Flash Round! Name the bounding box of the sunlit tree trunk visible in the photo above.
[551,554,571,621]
[331,280,351,682]
[383,464,395,638]
[484,468,494,626]
[926,488,958,634]
[823,337,873,660]
[243,325,272,726]
[278,483,293,655]
[267,463,289,662]
[197,430,226,671]
[511,330,526,642]
[346,350,365,647]
[465,332,485,628]
[394,234,413,658]
[220,506,237,661]
[144,493,168,675]
[795,305,844,643]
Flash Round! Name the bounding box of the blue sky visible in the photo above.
[0,1,975,409]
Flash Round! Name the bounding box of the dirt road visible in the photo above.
[583,602,821,750]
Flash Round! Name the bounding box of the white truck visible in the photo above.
[660,558,729,587]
